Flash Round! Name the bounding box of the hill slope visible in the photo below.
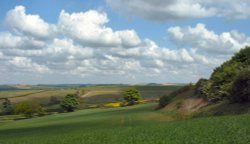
[1,103,250,144]
[159,46,250,116]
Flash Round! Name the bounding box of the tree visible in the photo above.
[195,79,209,98]
[15,102,46,117]
[123,88,141,105]
[230,68,250,103]
[194,46,250,102]
[2,98,14,115]
[60,94,79,112]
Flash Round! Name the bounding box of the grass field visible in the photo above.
[0,103,249,144]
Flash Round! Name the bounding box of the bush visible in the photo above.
[15,102,33,117]
[15,102,46,117]
[37,107,47,117]
[1,98,14,115]
[158,84,192,108]
[60,94,79,112]
[123,88,141,105]
[230,68,250,103]
[159,95,171,108]
[195,79,209,98]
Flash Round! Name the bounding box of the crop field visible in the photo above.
[0,103,249,144]
[82,85,182,104]
[0,89,78,105]
[0,85,182,110]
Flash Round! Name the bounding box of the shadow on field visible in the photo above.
[0,103,159,139]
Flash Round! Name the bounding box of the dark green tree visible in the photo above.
[195,78,210,98]
[230,68,250,103]
[123,88,141,105]
[194,46,250,102]
[2,98,14,115]
[60,94,79,112]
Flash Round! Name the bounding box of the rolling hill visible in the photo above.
[0,103,250,144]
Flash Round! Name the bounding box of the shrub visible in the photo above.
[15,102,46,117]
[1,98,14,115]
[37,106,47,116]
[123,88,141,105]
[158,84,192,108]
[159,95,171,108]
[15,102,34,117]
[230,68,250,103]
[60,94,79,112]
[195,79,209,98]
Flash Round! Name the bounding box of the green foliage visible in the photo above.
[195,46,250,102]
[159,95,171,108]
[158,84,192,108]
[195,79,210,98]
[123,88,141,105]
[60,94,79,112]
[1,98,14,115]
[230,68,250,103]
[36,106,47,117]
[15,102,45,117]
[15,102,33,117]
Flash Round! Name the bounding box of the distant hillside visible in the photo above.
[0,85,18,91]
[36,84,90,89]
[0,84,91,91]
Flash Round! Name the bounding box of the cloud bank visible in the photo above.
[107,0,250,21]
[0,6,249,84]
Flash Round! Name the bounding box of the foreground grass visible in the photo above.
[0,103,250,144]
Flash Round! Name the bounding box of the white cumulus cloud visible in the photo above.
[5,6,57,40]
[58,10,141,48]
[168,23,250,54]
[0,5,250,84]
[9,57,50,73]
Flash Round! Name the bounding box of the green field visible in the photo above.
[0,103,249,144]
[82,85,181,105]
[1,85,249,144]
[0,85,182,110]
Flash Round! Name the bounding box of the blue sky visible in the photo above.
[1,0,249,47]
[0,0,250,84]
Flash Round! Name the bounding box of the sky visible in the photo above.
[0,0,250,84]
